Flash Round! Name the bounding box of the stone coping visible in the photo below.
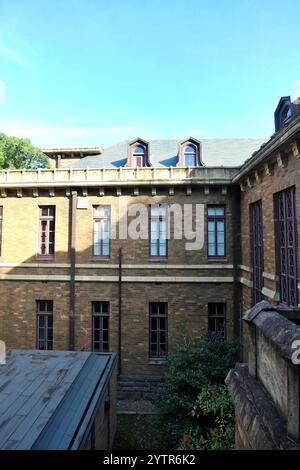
[243,300,300,362]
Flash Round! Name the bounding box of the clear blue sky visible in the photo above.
[0,0,299,148]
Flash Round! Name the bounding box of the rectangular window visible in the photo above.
[250,200,264,305]
[39,206,55,257]
[207,206,225,257]
[93,206,110,257]
[92,301,109,352]
[0,206,2,255]
[208,303,226,337]
[275,187,298,307]
[149,302,168,359]
[150,205,167,257]
[36,300,53,350]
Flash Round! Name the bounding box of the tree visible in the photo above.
[151,334,240,449]
[0,132,50,169]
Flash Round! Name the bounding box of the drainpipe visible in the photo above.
[69,190,77,350]
[118,247,123,375]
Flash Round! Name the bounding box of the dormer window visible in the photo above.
[127,138,150,167]
[184,145,197,166]
[133,145,145,167]
[274,96,300,132]
[178,137,202,167]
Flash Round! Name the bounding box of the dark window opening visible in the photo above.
[208,303,226,337]
[275,187,298,307]
[149,302,168,359]
[92,301,109,352]
[250,200,264,305]
[36,300,53,350]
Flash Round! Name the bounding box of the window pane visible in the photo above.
[217,244,225,256]
[185,155,196,166]
[208,221,215,232]
[208,244,216,256]
[208,232,215,244]
[101,302,109,314]
[150,303,158,315]
[207,208,216,216]
[102,242,109,256]
[150,243,158,256]
[133,145,144,154]
[94,244,101,256]
[159,241,167,256]
[217,230,224,244]
[215,207,224,216]
[184,145,196,154]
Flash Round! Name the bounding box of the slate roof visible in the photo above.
[0,349,116,450]
[68,138,267,169]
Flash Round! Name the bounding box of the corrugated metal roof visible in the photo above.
[0,349,116,450]
[68,138,267,169]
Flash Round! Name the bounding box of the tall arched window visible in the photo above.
[184,145,197,166]
[133,145,145,167]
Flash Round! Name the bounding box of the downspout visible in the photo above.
[69,190,77,351]
[118,247,123,375]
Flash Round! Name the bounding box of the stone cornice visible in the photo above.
[0,166,238,189]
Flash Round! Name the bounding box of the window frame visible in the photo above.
[36,300,53,350]
[149,302,168,360]
[184,144,197,167]
[249,200,264,305]
[274,186,298,307]
[38,206,56,258]
[92,301,109,353]
[132,145,146,167]
[92,205,111,259]
[207,205,226,259]
[149,205,168,259]
[208,303,227,337]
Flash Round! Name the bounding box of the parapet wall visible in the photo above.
[226,301,300,450]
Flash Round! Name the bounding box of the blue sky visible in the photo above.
[0,0,299,148]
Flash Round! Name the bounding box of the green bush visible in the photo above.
[152,334,239,449]
[178,384,235,450]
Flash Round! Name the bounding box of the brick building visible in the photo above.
[237,95,300,321]
[0,96,299,378]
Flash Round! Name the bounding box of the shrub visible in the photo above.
[151,334,239,449]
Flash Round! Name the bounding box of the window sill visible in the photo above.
[148,358,167,365]
[207,258,227,262]
[90,257,111,262]
[148,257,168,262]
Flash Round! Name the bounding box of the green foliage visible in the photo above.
[0,132,50,169]
[151,334,239,449]
[178,384,235,450]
